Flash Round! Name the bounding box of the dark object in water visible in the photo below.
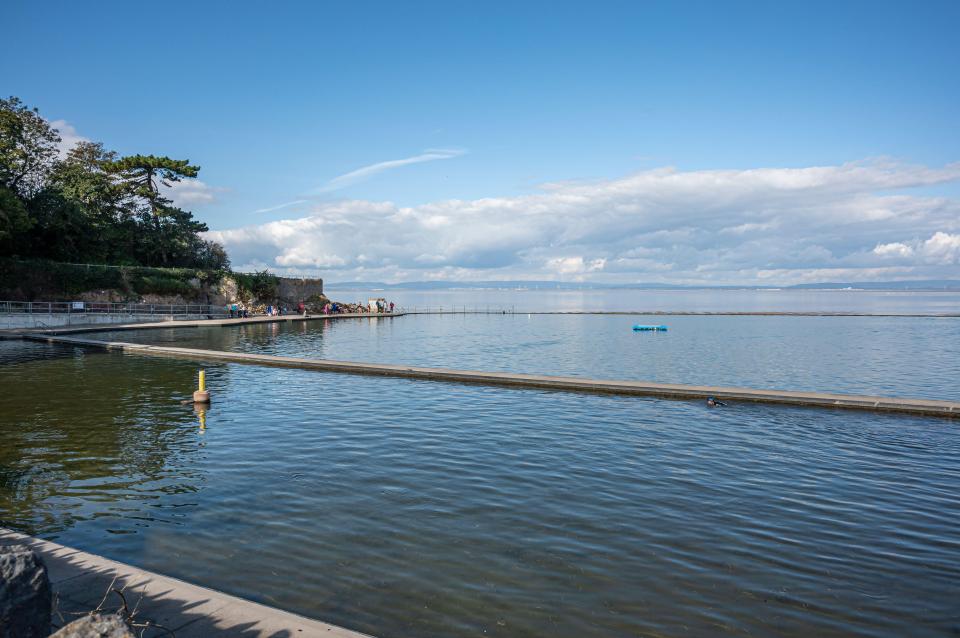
[707,396,726,407]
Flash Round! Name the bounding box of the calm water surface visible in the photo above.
[1,340,958,637]
[329,287,960,314]
[99,313,960,400]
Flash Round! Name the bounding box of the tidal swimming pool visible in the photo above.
[1,339,958,637]
[97,313,960,400]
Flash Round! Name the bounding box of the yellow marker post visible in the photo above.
[193,369,211,404]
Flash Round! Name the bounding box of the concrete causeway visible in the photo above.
[0,311,402,336]
[0,527,371,637]
[23,332,960,418]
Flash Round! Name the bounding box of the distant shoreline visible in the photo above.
[325,280,960,292]
[401,310,960,317]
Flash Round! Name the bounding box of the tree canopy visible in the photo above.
[0,96,229,270]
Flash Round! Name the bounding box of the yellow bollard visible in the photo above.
[193,369,211,403]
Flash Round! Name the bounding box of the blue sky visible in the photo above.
[6,1,960,283]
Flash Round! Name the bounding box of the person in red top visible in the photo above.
[297,301,305,316]
[389,301,394,313]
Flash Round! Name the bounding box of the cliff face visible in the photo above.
[212,275,325,308]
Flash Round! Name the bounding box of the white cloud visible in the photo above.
[874,232,960,265]
[873,241,915,258]
[547,257,607,277]
[162,179,221,207]
[317,149,466,192]
[923,232,960,264]
[206,159,960,284]
[50,119,88,157]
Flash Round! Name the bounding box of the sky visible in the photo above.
[5,0,960,284]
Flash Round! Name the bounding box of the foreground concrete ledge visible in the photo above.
[0,528,371,638]
[23,333,960,419]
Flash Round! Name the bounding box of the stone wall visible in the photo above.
[277,277,324,303]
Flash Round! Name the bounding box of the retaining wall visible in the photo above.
[0,313,215,330]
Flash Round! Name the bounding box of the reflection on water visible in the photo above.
[0,342,211,537]
[193,402,208,433]
[1,340,958,637]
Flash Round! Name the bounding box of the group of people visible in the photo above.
[320,299,396,315]
[226,301,307,318]
[224,299,399,318]
[370,298,395,314]
[226,303,248,318]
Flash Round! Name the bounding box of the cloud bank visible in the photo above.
[207,159,960,284]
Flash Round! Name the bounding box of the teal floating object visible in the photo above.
[633,325,668,331]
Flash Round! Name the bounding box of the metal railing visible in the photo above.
[398,305,517,314]
[0,301,228,317]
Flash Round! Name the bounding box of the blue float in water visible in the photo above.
[633,325,668,331]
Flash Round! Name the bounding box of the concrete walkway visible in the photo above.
[0,311,402,338]
[0,528,371,638]
[23,333,960,418]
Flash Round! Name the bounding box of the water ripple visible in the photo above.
[1,341,958,637]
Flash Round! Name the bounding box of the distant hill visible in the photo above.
[325,279,960,291]
[326,280,683,290]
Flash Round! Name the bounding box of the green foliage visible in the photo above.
[234,270,279,302]
[194,240,231,271]
[130,274,195,297]
[0,96,230,272]
[0,258,225,300]
[105,154,200,190]
[0,97,61,198]
[0,185,32,251]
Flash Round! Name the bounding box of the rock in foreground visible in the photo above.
[49,614,134,638]
[0,544,51,638]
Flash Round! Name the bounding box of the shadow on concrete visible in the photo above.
[0,529,359,637]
